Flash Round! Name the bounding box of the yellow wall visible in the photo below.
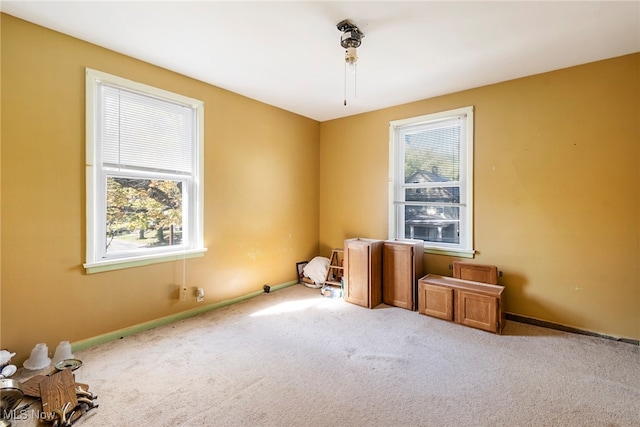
[320,53,640,340]
[1,14,320,363]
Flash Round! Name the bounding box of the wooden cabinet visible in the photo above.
[418,274,505,334]
[343,238,383,308]
[382,239,424,310]
[452,261,498,284]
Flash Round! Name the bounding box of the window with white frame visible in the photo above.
[84,69,205,273]
[389,106,474,256]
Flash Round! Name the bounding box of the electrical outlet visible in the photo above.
[196,288,204,303]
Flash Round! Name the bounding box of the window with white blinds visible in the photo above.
[389,107,474,256]
[85,69,205,273]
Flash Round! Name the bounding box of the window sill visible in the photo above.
[424,247,475,259]
[84,248,207,274]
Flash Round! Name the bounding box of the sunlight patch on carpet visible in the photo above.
[250,297,340,317]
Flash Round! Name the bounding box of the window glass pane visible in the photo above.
[404,123,460,183]
[105,177,183,254]
[404,204,460,244]
[405,186,460,203]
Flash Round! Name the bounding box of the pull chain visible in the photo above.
[344,55,347,106]
[354,63,357,100]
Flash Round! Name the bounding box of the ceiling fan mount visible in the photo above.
[337,19,365,106]
[337,19,364,49]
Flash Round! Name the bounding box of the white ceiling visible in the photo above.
[2,1,639,121]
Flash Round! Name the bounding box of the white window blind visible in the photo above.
[98,83,195,175]
[403,118,461,184]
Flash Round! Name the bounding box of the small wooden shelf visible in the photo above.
[323,249,344,288]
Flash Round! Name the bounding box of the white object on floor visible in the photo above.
[0,351,15,366]
[0,364,17,378]
[23,343,51,370]
[302,256,330,286]
[52,340,74,364]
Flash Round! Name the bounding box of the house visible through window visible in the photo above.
[85,69,205,273]
[389,106,474,256]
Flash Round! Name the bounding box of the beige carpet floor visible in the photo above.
[13,284,640,426]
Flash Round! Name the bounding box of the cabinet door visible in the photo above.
[344,243,370,307]
[383,244,414,310]
[456,290,498,332]
[452,262,498,285]
[418,284,453,321]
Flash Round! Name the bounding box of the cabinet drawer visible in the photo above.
[418,283,453,321]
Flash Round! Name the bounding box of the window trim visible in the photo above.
[84,68,206,273]
[388,106,474,257]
